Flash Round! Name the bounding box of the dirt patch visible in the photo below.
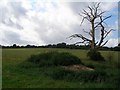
[62,64,94,72]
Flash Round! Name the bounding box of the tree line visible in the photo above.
[1,42,120,51]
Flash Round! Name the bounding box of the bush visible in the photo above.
[28,51,82,66]
[87,49,105,61]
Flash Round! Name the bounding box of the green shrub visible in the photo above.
[28,51,82,66]
[87,49,105,61]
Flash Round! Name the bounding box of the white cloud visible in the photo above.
[0,1,118,47]
[100,2,118,11]
[105,38,118,47]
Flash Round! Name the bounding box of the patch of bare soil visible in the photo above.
[62,64,94,72]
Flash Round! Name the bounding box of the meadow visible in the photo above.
[2,48,120,88]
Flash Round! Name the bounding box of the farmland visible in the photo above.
[2,48,120,88]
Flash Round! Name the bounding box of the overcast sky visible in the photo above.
[0,0,119,47]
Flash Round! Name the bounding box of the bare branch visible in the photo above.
[75,41,86,44]
[95,41,98,45]
[83,29,92,36]
[98,22,105,47]
[97,11,106,17]
[96,2,101,8]
[80,17,85,26]
[83,9,91,18]
[88,6,94,17]
[69,34,92,42]
[101,40,108,47]
[81,9,92,21]
[94,15,112,29]
[103,29,113,39]
[94,2,101,17]
[79,13,90,25]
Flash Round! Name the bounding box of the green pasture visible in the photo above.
[2,48,120,88]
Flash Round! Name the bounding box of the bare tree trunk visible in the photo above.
[91,20,95,49]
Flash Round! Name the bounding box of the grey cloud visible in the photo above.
[2,30,31,45]
[1,17,23,30]
[0,1,26,30]
[35,26,66,44]
[9,2,27,18]
[0,7,8,23]
[68,2,89,14]
[0,1,27,20]
[35,23,70,44]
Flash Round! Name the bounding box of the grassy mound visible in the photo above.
[28,51,83,66]
[26,51,115,84]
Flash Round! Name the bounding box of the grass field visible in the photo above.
[2,48,120,88]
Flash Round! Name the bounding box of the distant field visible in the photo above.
[2,48,120,88]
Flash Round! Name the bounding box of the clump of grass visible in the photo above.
[87,49,105,61]
[27,51,83,67]
[47,67,107,83]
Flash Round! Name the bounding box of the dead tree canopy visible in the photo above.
[69,3,113,49]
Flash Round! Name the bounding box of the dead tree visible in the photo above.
[69,3,113,49]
